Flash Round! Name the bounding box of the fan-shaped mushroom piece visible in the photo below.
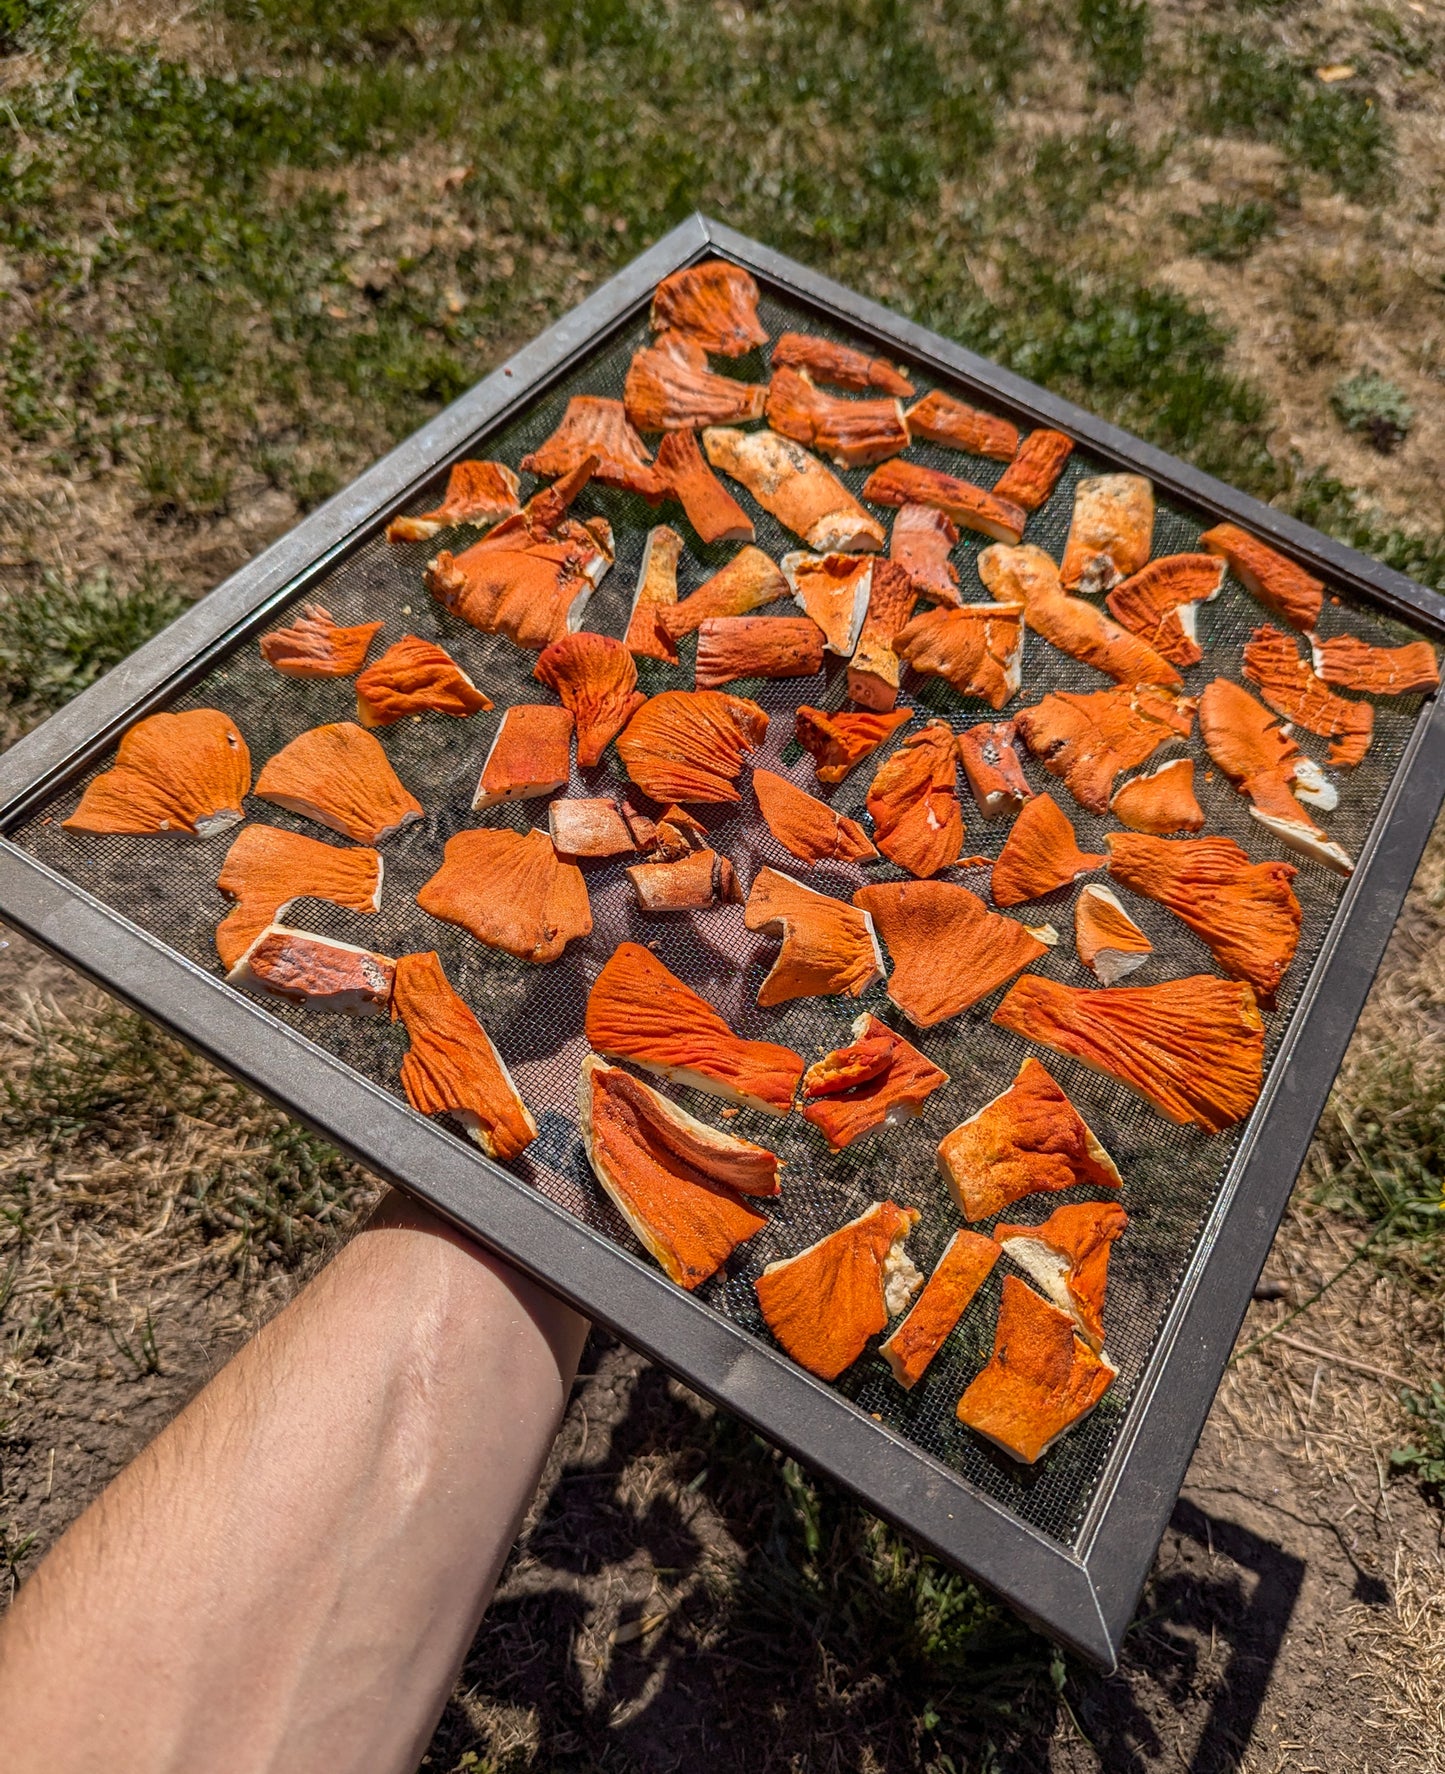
[227,924,395,1016]
[1059,473,1154,595]
[882,1229,1000,1389]
[796,704,913,785]
[472,704,574,809]
[1310,633,1440,695]
[937,1056,1122,1221]
[1106,831,1302,1002]
[659,545,790,641]
[579,1057,772,1292]
[956,1276,1117,1464]
[889,504,961,606]
[384,460,521,542]
[753,768,877,867]
[259,606,384,678]
[861,459,1026,545]
[765,366,910,469]
[1105,553,1225,668]
[355,636,491,727]
[417,827,591,963]
[992,428,1074,513]
[695,616,825,691]
[1074,883,1152,986]
[616,689,767,804]
[847,558,920,711]
[780,551,873,655]
[956,721,1033,819]
[990,792,1104,907]
[866,720,965,878]
[65,709,251,838]
[625,525,685,663]
[756,1201,922,1381]
[995,1200,1128,1354]
[533,631,645,768]
[653,431,753,546]
[520,396,668,500]
[1200,522,1323,630]
[650,261,768,357]
[771,332,914,397]
[855,880,1051,1028]
[392,951,537,1160]
[1243,625,1373,766]
[584,941,804,1115]
[624,330,767,433]
[893,602,1025,710]
[1108,757,1205,835]
[703,427,886,553]
[905,390,1018,462]
[743,868,885,1007]
[801,1011,949,1152]
[993,972,1265,1133]
[548,797,639,858]
[1015,684,1195,815]
[216,824,382,970]
[254,722,421,844]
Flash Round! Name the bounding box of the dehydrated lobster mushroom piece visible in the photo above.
[771,332,914,397]
[472,704,574,809]
[889,503,960,606]
[384,459,521,542]
[253,721,421,845]
[1243,624,1373,768]
[65,709,251,839]
[1059,473,1154,596]
[1105,553,1225,669]
[616,689,768,805]
[1200,522,1323,631]
[1108,757,1205,835]
[417,827,591,964]
[215,824,382,971]
[547,798,640,859]
[227,923,396,1016]
[862,459,1027,545]
[743,868,886,1007]
[765,365,910,469]
[1310,633,1440,696]
[795,704,912,785]
[956,721,1033,820]
[991,428,1073,512]
[893,601,1025,711]
[653,430,754,546]
[626,847,742,913]
[694,616,825,691]
[260,606,384,678]
[520,396,668,501]
[533,631,646,769]
[881,1229,1000,1390]
[659,544,790,641]
[865,719,965,878]
[989,792,1104,907]
[995,1201,1129,1354]
[703,427,886,553]
[905,390,1018,462]
[780,551,874,656]
[624,329,768,433]
[801,1011,949,1153]
[753,768,877,867]
[1074,882,1152,986]
[650,260,768,357]
[355,636,492,727]
[848,557,920,711]
[1015,684,1195,816]
[625,524,685,663]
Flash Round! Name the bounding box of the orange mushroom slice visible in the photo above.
[848,558,920,712]
[215,824,382,971]
[653,430,754,545]
[801,1011,949,1153]
[658,544,790,642]
[1310,633,1440,696]
[1059,473,1154,595]
[624,329,768,433]
[753,767,877,867]
[780,551,874,655]
[993,972,1266,1134]
[861,459,1027,545]
[992,428,1074,513]
[1108,757,1205,835]
[1243,624,1373,767]
[889,503,961,606]
[765,366,910,469]
[1106,830,1302,1003]
[796,704,913,785]
[384,460,521,543]
[547,797,640,859]
[616,688,767,805]
[865,719,965,878]
[585,940,804,1115]
[472,704,574,810]
[1200,522,1323,631]
[695,616,825,691]
[1073,882,1152,986]
[743,867,885,1007]
[253,721,421,844]
[755,1201,923,1381]
[227,924,395,1016]
[391,950,537,1160]
[990,792,1104,907]
[579,1056,772,1292]
[625,524,685,664]
[881,1228,1000,1390]
[650,260,768,357]
[259,606,384,678]
[905,390,1018,462]
[1105,553,1225,668]
[771,332,914,398]
[1015,684,1195,815]
[893,601,1025,710]
[956,721,1034,820]
[625,811,741,912]
[993,1200,1128,1355]
[956,1275,1117,1464]
[355,636,491,727]
[64,708,251,839]
[533,631,646,769]
[417,827,591,963]
[855,880,1052,1028]
[520,395,668,500]
[937,1056,1122,1221]
[703,427,886,553]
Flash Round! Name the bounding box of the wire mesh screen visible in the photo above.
[7,277,1434,1552]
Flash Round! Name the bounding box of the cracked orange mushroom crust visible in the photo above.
[1015,684,1195,815]
[801,1011,949,1153]
[653,431,754,546]
[650,261,768,357]
[905,390,1018,461]
[1105,553,1225,669]
[625,525,685,663]
[695,616,825,691]
[533,631,646,768]
[893,601,1025,710]
[882,1229,1000,1390]
[781,552,874,656]
[585,941,804,1115]
[743,868,885,1007]
[227,925,396,1017]
[771,332,914,398]
[937,1056,1121,1222]
[253,721,421,845]
[417,827,591,963]
[65,708,251,838]
[753,768,877,866]
[384,459,521,542]
[259,606,384,678]
[993,973,1266,1134]
[849,558,921,711]
[616,689,768,804]
[866,720,965,878]
[392,951,537,1161]
[1310,633,1440,696]
[1243,625,1373,767]
[472,703,574,809]
[956,721,1033,820]
[1073,882,1152,986]
[579,1057,771,1292]
[1109,758,1205,835]
[1106,831,1302,1003]
[796,704,913,785]
[355,636,491,727]
[956,1276,1117,1464]
[624,330,768,433]
[658,545,790,641]
[1059,473,1154,596]
[756,1202,922,1382]
[861,459,1027,545]
[889,503,961,606]
[215,824,382,971]
[1200,522,1324,630]
[520,396,668,500]
[994,1200,1129,1353]
[990,792,1104,907]
[765,366,910,469]
[548,797,639,858]
[703,427,886,553]
[992,428,1074,512]
[855,880,1051,1028]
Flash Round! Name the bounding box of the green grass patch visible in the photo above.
[1175,197,1277,262]
[1032,124,1156,229]
[1392,1381,1445,1496]
[1331,369,1415,453]
[1076,0,1150,94]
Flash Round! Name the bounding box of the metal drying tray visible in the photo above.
[1,216,1442,1668]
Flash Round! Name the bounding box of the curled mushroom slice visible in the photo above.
[392,951,537,1161]
[801,1011,949,1153]
[254,722,421,844]
[906,390,1017,461]
[260,606,384,678]
[937,1056,1122,1222]
[585,941,804,1116]
[385,460,521,542]
[579,1056,772,1292]
[1200,522,1323,631]
[216,824,382,971]
[990,792,1104,907]
[624,330,768,433]
[625,524,685,663]
[650,261,768,357]
[956,721,1033,820]
[227,924,395,1017]
[1243,625,1373,767]
[862,459,1027,545]
[1108,757,1204,835]
[653,431,754,546]
[881,1229,1000,1390]
[1074,883,1151,986]
[848,558,920,712]
[992,428,1074,513]
[695,616,825,691]
[703,427,886,553]
[417,828,591,964]
[626,847,741,913]
[1015,684,1195,816]
[994,1200,1128,1354]
[889,503,961,606]
[1310,633,1440,696]
[659,544,790,641]
[796,704,913,785]
[865,719,965,878]
[893,601,1025,710]
[616,689,767,805]
[65,709,251,839]
[743,868,885,1007]
[756,1201,922,1382]
[520,396,668,501]
[533,631,646,769]
[355,636,491,727]
[781,551,874,655]
[753,768,877,867]
[548,797,639,858]
[472,704,574,810]
[1105,553,1224,668]
[771,332,914,398]
[1059,473,1154,596]
[957,1276,1117,1464]
[766,366,910,469]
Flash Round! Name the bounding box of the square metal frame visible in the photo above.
[1,215,1441,1667]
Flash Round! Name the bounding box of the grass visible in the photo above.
[1331,370,1416,453]
[1076,0,1149,94]
[1174,198,1278,263]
